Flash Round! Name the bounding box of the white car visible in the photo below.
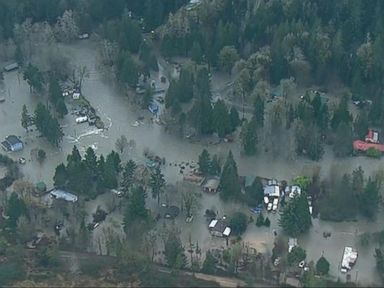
[299,260,305,268]
[267,202,273,211]
[273,198,279,205]
[272,204,278,212]
[264,196,269,204]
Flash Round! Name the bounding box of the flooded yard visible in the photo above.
[0,40,383,285]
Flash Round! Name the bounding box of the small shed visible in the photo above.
[264,185,280,198]
[203,177,220,193]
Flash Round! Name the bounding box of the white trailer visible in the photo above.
[76,116,88,124]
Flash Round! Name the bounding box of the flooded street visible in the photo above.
[1,40,384,285]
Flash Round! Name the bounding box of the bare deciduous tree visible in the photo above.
[55,10,79,43]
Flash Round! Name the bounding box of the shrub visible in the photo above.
[229,212,248,235]
[366,147,381,158]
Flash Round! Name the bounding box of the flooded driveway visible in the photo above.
[0,40,383,285]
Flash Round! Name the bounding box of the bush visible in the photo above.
[229,212,248,235]
[316,256,330,275]
[264,217,271,227]
[366,147,381,158]
[256,214,264,227]
[287,246,306,266]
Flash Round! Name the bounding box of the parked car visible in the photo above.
[18,157,26,164]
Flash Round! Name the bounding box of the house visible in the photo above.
[50,189,78,202]
[365,129,380,144]
[203,177,220,193]
[1,135,23,152]
[73,91,81,99]
[341,247,358,273]
[209,219,231,237]
[3,63,18,72]
[264,185,280,198]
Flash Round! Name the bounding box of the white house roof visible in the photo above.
[209,219,218,228]
[264,185,280,197]
[50,189,78,202]
[223,227,231,237]
[341,247,358,272]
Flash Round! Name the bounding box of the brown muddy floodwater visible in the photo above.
[0,40,383,285]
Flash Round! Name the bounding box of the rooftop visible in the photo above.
[50,189,78,202]
[5,135,22,146]
[264,185,280,197]
[341,246,358,272]
[203,178,220,190]
[209,218,230,235]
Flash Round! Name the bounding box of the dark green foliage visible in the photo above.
[295,120,324,161]
[245,177,264,206]
[0,261,25,286]
[255,213,264,227]
[49,75,67,118]
[139,41,158,72]
[21,104,30,131]
[264,217,271,227]
[190,41,203,64]
[331,97,352,131]
[36,245,59,267]
[279,192,311,237]
[366,147,381,158]
[219,151,241,201]
[23,63,44,92]
[123,186,148,229]
[212,100,231,137]
[229,212,247,235]
[253,96,264,127]
[121,160,137,194]
[202,250,217,274]
[287,246,306,266]
[6,192,27,229]
[198,149,211,176]
[229,107,240,131]
[316,256,330,275]
[210,154,221,176]
[333,121,353,157]
[116,50,139,87]
[241,118,257,155]
[34,103,63,147]
[164,231,186,268]
[359,177,380,219]
[354,110,369,139]
[37,149,46,164]
[318,174,358,221]
[375,248,384,278]
[53,163,67,187]
[149,166,165,205]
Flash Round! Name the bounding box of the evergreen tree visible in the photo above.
[241,118,257,155]
[21,104,30,132]
[229,106,240,132]
[210,154,221,176]
[6,192,27,230]
[229,212,247,235]
[23,63,44,93]
[245,177,264,206]
[34,103,63,147]
[219,151,241,201]
[198,149,211,176]
[123,185,148,229]
[202,251,217,274]
[164,230,186,268]
[279,192,312,237]
[333,121,353,157]
[190,41,203,64]
[149,166,165,205]
[253,96,265,127]
[212,100,230,137]
[121,160,137,194]
[316,256,330,275]
[359,177,380,219]
[117,51,138,87]
[53,163,67,188]
[354,110,369,139]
